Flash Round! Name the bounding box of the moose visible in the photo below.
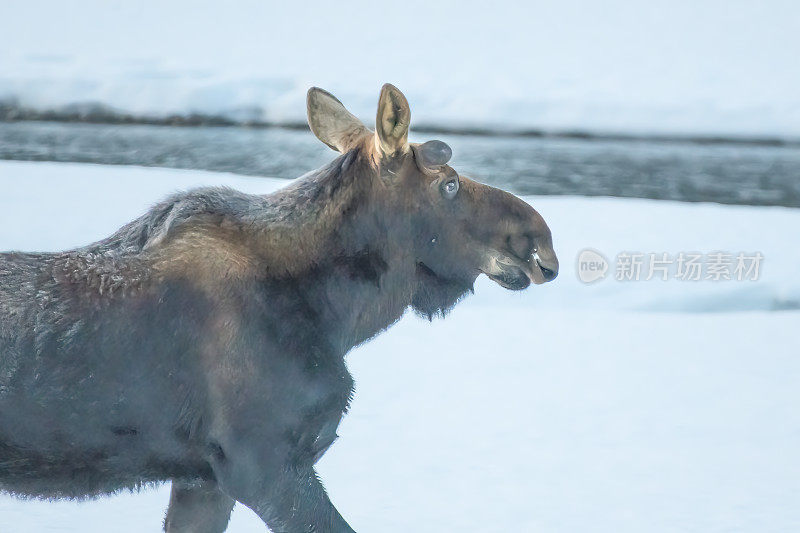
[0,84,558,532]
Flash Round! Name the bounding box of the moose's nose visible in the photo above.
[508,234,537,262]
[537,260,558,282]
[534,244,559,283]
[507,233,559,283]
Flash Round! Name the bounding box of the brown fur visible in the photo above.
[0,84,558,533]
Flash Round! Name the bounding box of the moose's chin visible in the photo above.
[484,265,531,290]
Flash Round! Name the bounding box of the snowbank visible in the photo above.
[0,161,798,532]
[1,1,800,137]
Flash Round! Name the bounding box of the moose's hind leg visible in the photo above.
[164,479,235,533]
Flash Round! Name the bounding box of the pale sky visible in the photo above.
[1,0,798,135]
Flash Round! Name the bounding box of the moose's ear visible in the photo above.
[307,87,370,152]
[375,83,410,156]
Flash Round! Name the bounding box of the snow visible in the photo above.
[0,161,798,532]
[1,1,800,137]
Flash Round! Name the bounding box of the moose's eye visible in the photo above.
[441,178,459,200]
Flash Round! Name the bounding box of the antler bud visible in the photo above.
[419,140,452,167]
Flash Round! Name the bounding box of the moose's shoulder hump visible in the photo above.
[96,187,267,253]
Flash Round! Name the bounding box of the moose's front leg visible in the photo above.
[208,433,355,533]
[252,464,353,533]
[204,362,355,532]
[202,322,355,532]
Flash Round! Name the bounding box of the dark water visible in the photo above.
[1,121,799,207]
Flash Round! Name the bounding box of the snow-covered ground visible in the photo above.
[2,1,800,137]
[0,161,798,532]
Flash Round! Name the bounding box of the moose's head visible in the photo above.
[306,84,558,317]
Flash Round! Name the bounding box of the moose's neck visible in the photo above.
[253,151,370,268]
[253,150,413,354]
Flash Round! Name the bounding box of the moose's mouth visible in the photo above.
[481,252,558,290]
[484,264,531,290]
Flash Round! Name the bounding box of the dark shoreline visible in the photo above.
[1,102,798,149]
